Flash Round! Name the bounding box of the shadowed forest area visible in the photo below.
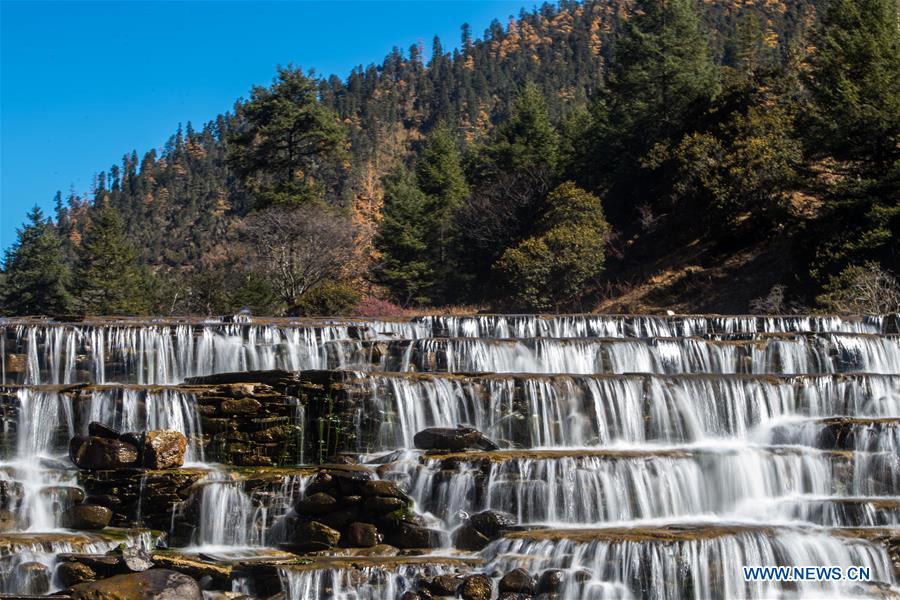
[2,0,898,317]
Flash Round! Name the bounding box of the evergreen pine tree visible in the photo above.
[1,206,73,316]
[228,67,348,208]
[76,202,148,315]
[807,0,900,171]
[479,82,560,175]
[374,168,434,305]
[416,123,469,299]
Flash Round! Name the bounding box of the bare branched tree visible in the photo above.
[750,284,787,314]
[242,204,356,309]
[817,263,900,314]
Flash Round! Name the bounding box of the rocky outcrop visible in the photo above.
[188,382,304,466]
[69,568,202,600]
[80,468,206,537]
[286,466,441,553]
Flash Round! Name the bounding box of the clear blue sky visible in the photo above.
[1,0,536,252]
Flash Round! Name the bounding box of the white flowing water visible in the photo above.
[279,563,455,600]
[377,335,900,375]
[1,315,898,599]
[189,469,308,550]
[483,528,894,600]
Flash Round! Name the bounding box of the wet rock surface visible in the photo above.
[413,426,500,452]
[69,568,202,599]
[60,504,112,530]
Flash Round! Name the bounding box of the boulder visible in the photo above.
[413,426,499,451]
[88,422,121,439]
[119,431,146,454]
[293,520,340,551]
[61,504,113,530]
[70,435,139,470]
[452,523,490,551]
[41,485,86,506]
[499,568,536,595]
[429,575,463,595]
[325,468,373,495]
[16,561,50,595]
[318,506,360,530]
[347,522,381,548]
[470,509,516,538]
[58,561,97,586]
[295,492,338,515]
[70,568,202,599]
[361,479,409,500]
[0,508,17,532]
[143,430,187,469]
[386,523,442,549]
[303,472,336,496]
[460,574,493,600]
[538,569,565,594]
[367,496,405,514]
[108,544,154,572]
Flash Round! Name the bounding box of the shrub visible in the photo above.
[291,281,361,316]
[493,182,609,311]
[354,295,408,317]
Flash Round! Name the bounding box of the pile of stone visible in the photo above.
[184,377,304,467]
[286,466,442,553]
[67,423,199,532]
[399,567,571,600]
[70,422,188,470]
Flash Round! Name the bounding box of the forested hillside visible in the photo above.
[2,0,898,316]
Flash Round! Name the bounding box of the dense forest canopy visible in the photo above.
[2,0,898,316]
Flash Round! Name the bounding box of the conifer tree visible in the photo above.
[582,0,718,188]
[807,0,900,171]
[1,206,73,316]
[478,82,560,175]
[228,67,348,208]
[374,168,434,305]
[76,202,148,315]
[416,123,469,296]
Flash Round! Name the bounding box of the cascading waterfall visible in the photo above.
[2,322,366,384]
[0,314,898,599]
[389,448,838,527]
[0,389,78,531]
[483,529,894,600]
[351,373,900,451]
[191,470,308,549]
[279,564,454,600]
[377,334,900,375]
[420,314,886,339]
